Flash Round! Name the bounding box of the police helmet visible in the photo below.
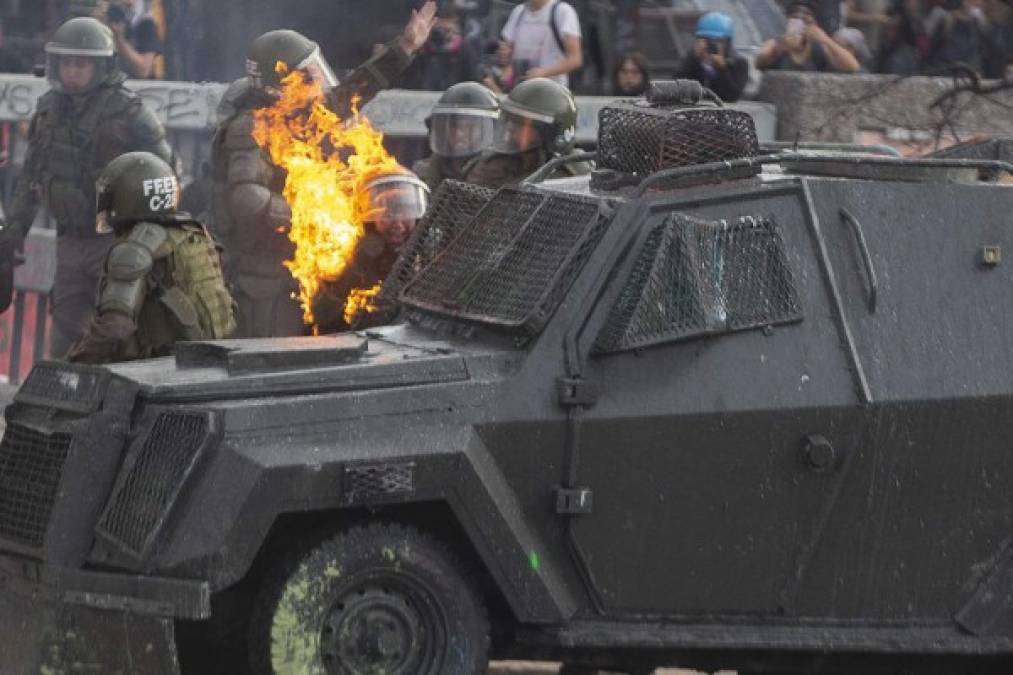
[246,30,339,95]
[96,152,180,233]
[493,77,577,156]
[358,167,430,247]
[428,82,500,159]
[45,17,119,95]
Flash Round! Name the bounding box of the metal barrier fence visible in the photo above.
[0,75,776,382]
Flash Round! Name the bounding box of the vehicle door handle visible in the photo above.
[840,208,878,313]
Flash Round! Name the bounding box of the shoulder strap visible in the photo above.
[549,1,566,55]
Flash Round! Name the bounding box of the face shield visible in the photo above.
[364,175,430,247]
[429,110,498,158]
[366,176,430,222]
[492,107,551,155]
[45,49,114,95]
[296,47,339,92]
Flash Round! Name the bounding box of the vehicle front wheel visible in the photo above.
[249,523,490,675]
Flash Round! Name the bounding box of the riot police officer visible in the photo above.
[462,77,589,189]
[312,167,430,334]
[2,17,173,357]
[67,152,235,364]
[212,2,437,339]
[413,81,499,190]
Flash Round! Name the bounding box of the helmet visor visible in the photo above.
[46,52,110,94]
[366,178,430,222]
[429,111,497,158]
[492,109,548,154]
[296,47,339,91]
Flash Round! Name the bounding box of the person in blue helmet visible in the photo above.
[676,11,750,102]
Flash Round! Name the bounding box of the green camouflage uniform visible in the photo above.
[413,155,471,191]
[67,216,236,364]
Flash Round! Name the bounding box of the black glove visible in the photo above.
[0,223,24,314]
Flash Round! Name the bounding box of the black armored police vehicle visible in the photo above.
[1,82,1013,675]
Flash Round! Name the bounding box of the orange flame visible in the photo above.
[344,284,383,325]
[252,65,400,328]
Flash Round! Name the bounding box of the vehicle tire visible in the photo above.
[249,522,490,675]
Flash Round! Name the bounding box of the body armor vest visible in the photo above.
[211,80,293,266]
[30,81,171,238]
[158,223,237,343]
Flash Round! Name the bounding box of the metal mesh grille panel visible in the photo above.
[97,412,209,558]
[379,180,495,312]
[595,214,802,353]
[597,103,759,176]
[344,463,414,503]
[402,189,608,332]
[0,424,72,548]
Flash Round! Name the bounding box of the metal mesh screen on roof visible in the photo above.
[373,180,495,318]
[597,103,759,177]
[96,412,211,560]
[594,213,802,354]
[401,188,609,334]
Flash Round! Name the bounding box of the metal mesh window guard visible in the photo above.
[376,180,495,314]
[597,103,760,177]
[594,213,802,354]
[401,188,610,334]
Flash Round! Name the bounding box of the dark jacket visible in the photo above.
[676,53,750,103]
[413,154,472,190]
[462,148,591,190]
[415,36,481,91]
[312,230,400,333]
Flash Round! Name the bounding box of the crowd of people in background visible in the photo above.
[772,0,1013,78]
[0,1,1011,94]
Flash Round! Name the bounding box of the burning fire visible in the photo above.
[252,65,401,328]
[344,284,383,324]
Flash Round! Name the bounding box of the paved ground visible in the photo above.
[489,665,724,674]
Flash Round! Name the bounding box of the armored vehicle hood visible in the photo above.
[90,330,472,403]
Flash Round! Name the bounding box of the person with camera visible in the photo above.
[497,0,583,90]
[87,0,164,79]
[757,0,861,72]
[416,3,481,91]
[676,12,750,103]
